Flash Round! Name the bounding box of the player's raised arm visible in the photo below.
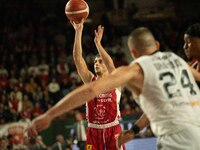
[71,19,93,83]
[94,25,115,73]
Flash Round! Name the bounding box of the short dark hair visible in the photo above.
[185,23,200,37]
[128,27,155,51]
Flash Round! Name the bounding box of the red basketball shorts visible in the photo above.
[86,124,125,150]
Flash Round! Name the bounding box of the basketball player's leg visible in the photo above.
[105,124,126,150]
[86,127,104,150]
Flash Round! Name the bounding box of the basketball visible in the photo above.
[65,0,89,23]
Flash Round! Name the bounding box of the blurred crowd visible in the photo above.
[0,134,73,150]
[0,0,141,126]
[0,0,200,149]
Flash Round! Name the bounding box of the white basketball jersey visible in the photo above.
[134,51,200,136]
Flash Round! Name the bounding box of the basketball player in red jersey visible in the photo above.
[184,23,200,70]
[184,23,200,87]
[71,19,125,150]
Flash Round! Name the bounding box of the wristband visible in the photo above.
[131,124,140,134]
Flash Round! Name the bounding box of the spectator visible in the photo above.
[8,93,21,114]
[56,57,69,76]
[0,136,8,150]
[22,95,34,114]
[73,111,87,150]
[51,134,67,150]
[48,77,60,104]
[29,135,47,150]
[32,102,43,119]
[38,59,49,86]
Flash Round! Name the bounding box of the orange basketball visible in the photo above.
[65,0,89,23]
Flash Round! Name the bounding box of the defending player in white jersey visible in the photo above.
[118,23,200,149]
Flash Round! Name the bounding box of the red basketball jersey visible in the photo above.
[86,76,121,124]
[188,59,200,72]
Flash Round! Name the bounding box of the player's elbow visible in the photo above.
[73,56,80,63]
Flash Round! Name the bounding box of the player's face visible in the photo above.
[94,57,107,75]
[183,34,200,60]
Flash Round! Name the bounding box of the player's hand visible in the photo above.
[70,18,84,31]
[94,25,104,44]
[26,113,52,138]
[116,130,135,149]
